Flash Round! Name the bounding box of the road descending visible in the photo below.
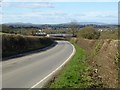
[2,41,75,88]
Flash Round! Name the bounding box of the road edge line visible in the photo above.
[30,41,76,89]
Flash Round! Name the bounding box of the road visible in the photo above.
[2,41,75,88]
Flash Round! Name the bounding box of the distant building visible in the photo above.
[33,33,47,36]
[98,29,103,32]
[47,34,73,37]
[39,30,42,32]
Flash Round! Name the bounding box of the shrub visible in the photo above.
[2,34,54,58]
[78,27,100,39]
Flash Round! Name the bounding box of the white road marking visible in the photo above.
[30,41,76,88]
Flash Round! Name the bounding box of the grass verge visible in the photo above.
[47,41,99,88]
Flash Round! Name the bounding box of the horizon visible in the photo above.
[2,21,118,25]
[2,2,118,24]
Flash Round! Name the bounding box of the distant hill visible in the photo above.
[67,22,107,25]
[3,22,118,29]
[77,22,106,25]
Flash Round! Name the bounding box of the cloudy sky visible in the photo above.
[1,2,118,24]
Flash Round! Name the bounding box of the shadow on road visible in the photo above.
[2,41,58,61]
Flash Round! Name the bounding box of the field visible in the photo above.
[2,34,54,58]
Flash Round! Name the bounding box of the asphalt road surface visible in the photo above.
[2,41,75,88]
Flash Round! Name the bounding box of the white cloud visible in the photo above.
[2,10,118,24]
[3,11,117,19]
[2,11,68,20]
[1,2,54,9]
[74,11,117,19]
[1,2,12,7]
[18,2,54,8]
[75,11,118,23]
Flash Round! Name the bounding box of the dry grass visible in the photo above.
[75,38,119,88]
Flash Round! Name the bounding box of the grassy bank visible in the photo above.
[75,38,118,88]
[118,53,120,88]
[47,41,102,88]
[2,34,54,58]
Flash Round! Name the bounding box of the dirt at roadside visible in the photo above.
[74,38,119,88]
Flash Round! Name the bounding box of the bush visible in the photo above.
[2,34,54,58]
[100,30,118,39]
[78,27,100,39]
[2,25,15,34]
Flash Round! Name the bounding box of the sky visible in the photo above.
[1,2,118,24]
